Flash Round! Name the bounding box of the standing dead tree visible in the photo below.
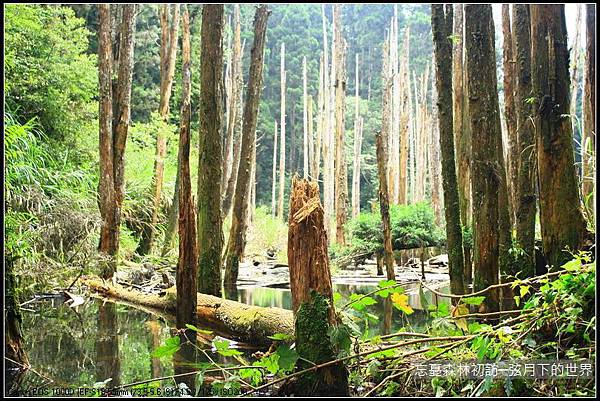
[138,5,180,256]
[287,177,349,396]
[224,5,270,287]
[375,133,396,281]
[98,4,136,278]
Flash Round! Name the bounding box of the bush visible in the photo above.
[346,202,445,256]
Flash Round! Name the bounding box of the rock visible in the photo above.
[426,254,448,268]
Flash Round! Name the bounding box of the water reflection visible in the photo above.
[95,303,121,387]
[16,280,449,394]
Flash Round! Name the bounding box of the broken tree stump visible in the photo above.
[287,176,349,396]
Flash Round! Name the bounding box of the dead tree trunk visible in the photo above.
[501,4,519,230]
[465,4,502,312]
[530,5,590,270]
[277,42,286,219]
[582,4,596,218]
[375,133,396,281]
[398,28,411,205]
[513,4,536,278]
[314,52,324,181]
[287,177,349,396]
[333,4,348,246]
[322,6,334,240]
[271,121,278,217]
[221,5,244,219]
[197,4,225,297]
[176,6,197,331]
[138,5,180,255]
[303,56,309,179]
[224,5,270,287]
[351,53,361,218]
[98,4,136,278]
[432,4,465,296]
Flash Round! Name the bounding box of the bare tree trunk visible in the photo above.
[303,56,309,179]
[176,6,197,332]
[582,5,596,218]
[513,4,536,279]
[322,5,334,240]
[389,7,400,203]
[429,60,443,226]
[382,34,393,201]
[501,4,518,230]
[465,4,502,312]
[398,28,410,205]
[224,5,270,287]
[351,53,361,218]
[530,5,590,270]
[277,43,286,219]
[375,133,395,281]
[308,95,315,180]
[333,4,347,245]
[432,4,465,297]
[452,4,472,286]
[271,121,278,217]
[569,5,582,143]
[314,52,324,181]
[287,178,349,396]
[197,4,224,297]
[221,10,244,220]
[98,4,135,278]
[138,5,180,255]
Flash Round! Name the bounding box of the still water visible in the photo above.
[13,282,449,395]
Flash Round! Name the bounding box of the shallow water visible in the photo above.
[13,282,449,396]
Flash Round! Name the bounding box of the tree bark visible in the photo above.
[303,56,309,179]
[513,4,536,278]
[277,43,286,219]
[398,28,411,205]
[376,133,396,281]
[432,5,465,296]
[322,6,334,240]
[197,4,225,297]
[221,6,244,219]
[224,5,270,287]
[314,52,324,182]
[176,6,197,332]
[98,4,135,278]
[333,5,348,246]
[501,4,519,230]
[287,177,349,396]
[465,4,502,312]
[81,277,294,346]
[582,4,596,218]
[271,121,278,217]
[530,5,590,270]
[138,5,180,256]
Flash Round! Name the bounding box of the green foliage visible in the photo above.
[346,202,445,255]
[4,4,97,140]
[151,336,181,358]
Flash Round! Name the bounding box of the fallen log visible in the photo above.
[80,276,294,346]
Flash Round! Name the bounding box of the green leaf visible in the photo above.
[519,285,530,298]
[274,344,298,373]
[462,296,485,306]
[185,324,213,335]
[267,333,293,341]
[151,336,181,358]
[213,339,243,357]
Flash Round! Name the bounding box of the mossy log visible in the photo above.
[80,276,293,346]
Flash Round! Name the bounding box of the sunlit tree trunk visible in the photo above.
[569,5,582,143]
[501,4,518,230]
[221,7,244,219]
[303,56,309,179]
[582,5,595,218]
[308,95,315,180]
[530,5,590,270]
[277,43,286,219]
[313,52,324,181]
[430,60,443,226]
[138,5,180,255]
[398,27,410,205]
[197,4,225,297]
[333,4,347,245]
[389,6,400,203]
[224,5,270,287]
[432,4,465,297]
[465,4,502,312]
[352,117,363,219]
[271,121,278,217]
